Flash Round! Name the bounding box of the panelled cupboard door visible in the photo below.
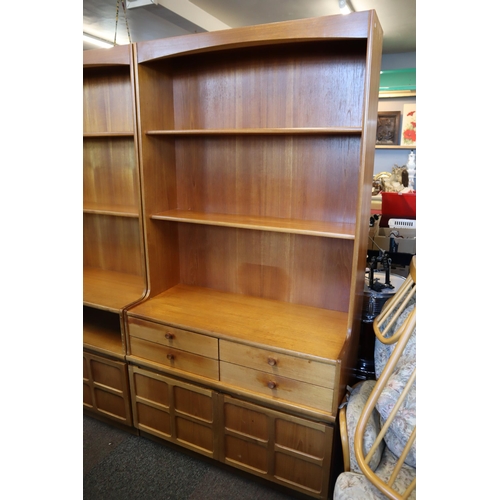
[128,365,219,459]
[83,351,132,426]
[219,395,333,499]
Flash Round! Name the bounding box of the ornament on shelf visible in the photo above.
[407,150,416,191]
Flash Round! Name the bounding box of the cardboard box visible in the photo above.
[369,227,416,254]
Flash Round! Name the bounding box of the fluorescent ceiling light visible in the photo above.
[83,33,114,49]
[339,0,352,15]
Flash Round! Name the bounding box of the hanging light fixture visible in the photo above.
[339,0,353,15]
[83,33,114,49]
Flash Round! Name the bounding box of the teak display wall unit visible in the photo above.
[83,11,382,499]
[83,44,147,425]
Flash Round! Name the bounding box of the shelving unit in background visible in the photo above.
[83,45,147,426]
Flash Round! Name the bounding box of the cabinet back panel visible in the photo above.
[140,41,366,130]
[177,223,352,311]
[83,214,143,276]
[83,67,135,133]
[83,137,139,211]
[173,135,360,224]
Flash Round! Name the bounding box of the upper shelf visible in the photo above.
[146,127,362,136]
[375,145,416,150]
[84,132,134,138]
[151,210,356,239]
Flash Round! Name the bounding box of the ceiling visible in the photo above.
[83,0,416,54]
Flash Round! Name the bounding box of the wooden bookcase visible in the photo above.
[122,11,382,499]
[83,45,147,425]
[82,11,382,498]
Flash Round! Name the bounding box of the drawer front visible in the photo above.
[220,361,333,413]
[128,317,218,359]
[130,336,219,380]
[219,340,335,389]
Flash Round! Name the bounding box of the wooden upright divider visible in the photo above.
[84,11,382,499]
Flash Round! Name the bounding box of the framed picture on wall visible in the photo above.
[376,111,401,145]
[401,104,416,146]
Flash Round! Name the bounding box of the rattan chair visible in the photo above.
[334,256,416,500]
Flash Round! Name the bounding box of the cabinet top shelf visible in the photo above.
[128,284,348,362]
[136,10,378,63]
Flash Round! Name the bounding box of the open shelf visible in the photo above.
[128,284,348,361]
[83,305,124,357]
[375,145,416,150]
[83,268,145,312]
[84,204,140,218]
[151,210,356,239]
[84,132,135,138]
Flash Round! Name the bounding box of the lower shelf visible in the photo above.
[83,267,146,312]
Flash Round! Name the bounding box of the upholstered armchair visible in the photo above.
[334,256,416,500]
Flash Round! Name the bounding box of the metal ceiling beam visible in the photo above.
[155,0,231,31]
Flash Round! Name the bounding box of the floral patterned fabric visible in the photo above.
[333,447,416,500]
[333,292,417,499]
[374,299,416,468]
[345,380,383,473]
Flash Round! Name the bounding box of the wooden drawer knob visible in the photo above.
[164,333,175,340]
[267,381,277,390]
[166,353,175,361]
[267,357,277,366]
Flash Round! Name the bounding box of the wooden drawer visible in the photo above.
[129,336,219,380]
[128,317,218,359]
[220,361,333,413]
[220,340,336,389]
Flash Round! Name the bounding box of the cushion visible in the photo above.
[374,299,416,468]
[345,380,384,473]
[334,447,416,500]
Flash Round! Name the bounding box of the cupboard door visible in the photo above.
[83,351,132,426]
[129,365,219,459]
[219,395,333,499]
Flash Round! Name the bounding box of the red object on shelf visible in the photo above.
[380,192,416,225]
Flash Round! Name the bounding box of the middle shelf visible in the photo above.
[151,210,356,239]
